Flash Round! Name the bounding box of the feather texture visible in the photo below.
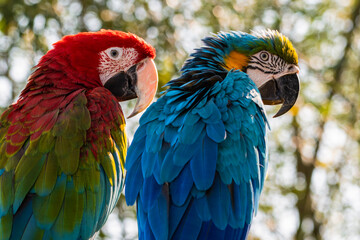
[125,67,268,239]
[0,88,126,240]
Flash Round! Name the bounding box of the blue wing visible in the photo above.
[125,70,268,240]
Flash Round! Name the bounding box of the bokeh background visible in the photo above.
[1,0,359,239]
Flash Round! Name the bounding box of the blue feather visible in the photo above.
[10,196,33,240]
[190,136,217,190]
[139,100,164,125]
[197,221,226,240]
[202,107,222,124]
[80,188,97,239]
[125,159,143,205]
[193,100,214,119]
[168,197,191,238]
[170,164,193,206]
[152,153,162,184]
[238,181,248,227]
[148,187,169,240]
[194,196,211,221]
[164,125,178,146]
[21,215,44,239]
[140,175,161,212]
[206,175,230,230]
[146,123,164,153]
[206,122,226,143]
[171,113,186,127]
[141,151,157,178]
[184,112,201,126]
[164,113,179,126]
[173,139,202,167]
[160,150,182,182]
[171,200,202,240]
[143,218,156,240]
[137,200,146,232]
[132,125,147,143]
[125,138,146,170]
[179,121,205,144]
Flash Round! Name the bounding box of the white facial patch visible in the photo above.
[98,47,139,85]
[246,51,299,88]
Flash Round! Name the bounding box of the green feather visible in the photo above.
[0,171,14,217]
[34,153,59,196]
[51,94,90,175]
[55,136,80,175]
[13,153,46,212]
[24,137,40,155]
[0,143,6,169]
[74,104,91,131]
[0,208,12,240]
[38,131,55,153]
[4,142,26,172]
[0,126,7,140]
[52,177,84,238]
[33,174,66,230]
[73,167,85,193]
[83,150,101,192]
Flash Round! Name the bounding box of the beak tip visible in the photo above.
[272,112,282,118]
[127,109,140,118]
[127,113,136,119]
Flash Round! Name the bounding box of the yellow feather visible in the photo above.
[223,51,249,71]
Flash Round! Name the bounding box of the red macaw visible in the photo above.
[0,30,158,240]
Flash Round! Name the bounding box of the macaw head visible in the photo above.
[182,30,299,117]
[221,30,299,117]
[37,29,158,117]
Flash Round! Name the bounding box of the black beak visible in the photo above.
[258,73,300,117]
[104,65,138,101]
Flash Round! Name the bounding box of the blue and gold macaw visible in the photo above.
[125,30,300,240]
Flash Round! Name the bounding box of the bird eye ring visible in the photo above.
[259,52,269,61]
[110,49,119,58]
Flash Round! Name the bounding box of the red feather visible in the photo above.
[6,142,21,156]
[9,133,28,145]
[7,124,22,136]
[30,110,59,133]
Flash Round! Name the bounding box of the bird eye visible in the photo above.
[110,49,119,58]
[259,52,269,61]
[106,47,123,60]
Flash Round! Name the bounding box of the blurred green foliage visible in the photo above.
[1,0,360,239]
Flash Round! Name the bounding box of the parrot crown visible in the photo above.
[247,29,298,65]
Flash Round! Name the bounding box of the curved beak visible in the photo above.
[128,58,158,118]
[104,58,158,118]
[258,73,300,117]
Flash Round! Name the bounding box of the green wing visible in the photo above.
[0,88,126,240]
